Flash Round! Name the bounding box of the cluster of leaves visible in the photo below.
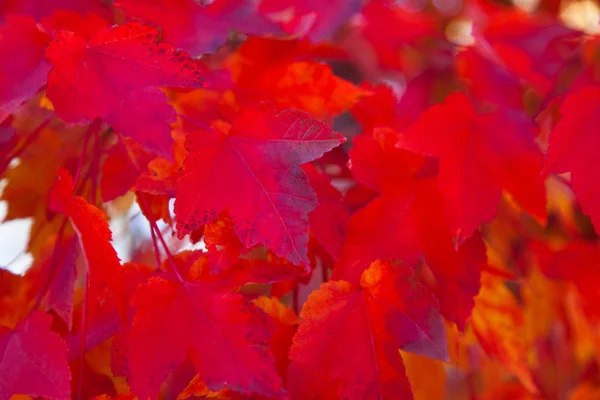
[3,0,600,398]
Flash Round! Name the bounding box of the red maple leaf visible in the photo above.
[334,129,486,328]
[335,182,486,328]
[0,312,71,400]
[49,169,126,321]
[125,258,284,398]
[398,92,546,242]
[227,37,368,120]
[474,9,580,95]
[175,104,345,266]
[116,0,279,57]
[359,0,442,71]
[3,2,599,399]
[544,86,600,232]
[0,15,50,122]
[45,22,208,157]
[287,260,447,399]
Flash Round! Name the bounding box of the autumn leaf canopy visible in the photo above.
[2,0,600,399]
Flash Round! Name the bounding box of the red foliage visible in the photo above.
[2,1,600,399]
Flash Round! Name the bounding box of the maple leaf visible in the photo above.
[0,15,50,122]
[334,184,486,328]
[474,9,581,95]
[270,62,368,119]
[544,86,600,233]
[116,0,280,57]
[175,104,345,266]
[287,260,448,399]
[49,169,126,320]
[2,1,599,398]
[126,271,284,398]
[226,37,369,119]
[398,92,546,242]
[45,22,208,157]
[359,0,442,71]
[0,312,71,400]
[334,129,486,328]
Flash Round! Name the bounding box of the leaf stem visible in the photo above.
[149,221,162,268]
[138,192,185,282]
